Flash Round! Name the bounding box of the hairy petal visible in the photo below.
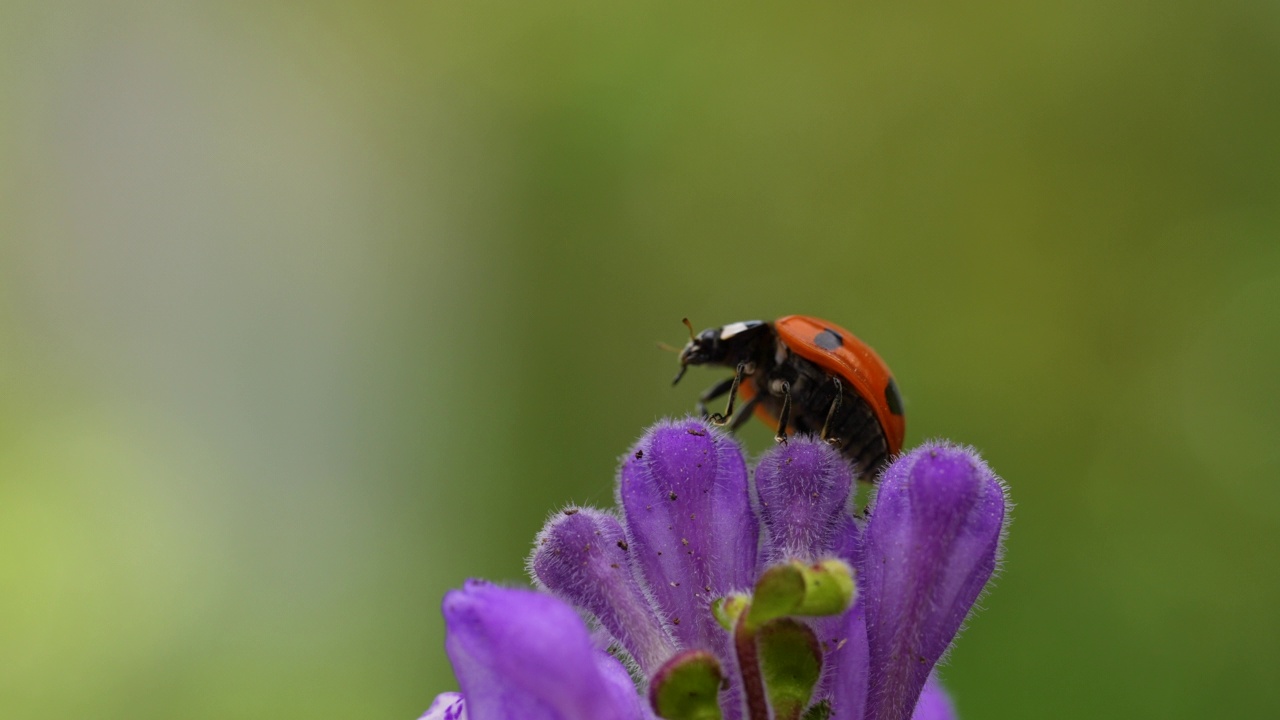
[530,507,678,673]
[443,580,647,720]
[861,443,1009,720]
[617,418,758,650]
[813,515,868,720]
[755,437,854,562]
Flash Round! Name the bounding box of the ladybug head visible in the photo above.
[672,319,770,385]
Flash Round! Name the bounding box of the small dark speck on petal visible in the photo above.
[673,617,681,625]
[563,508,579,515]
[635,449,644,459]
[617,540,629,551]
[610,563,619,569]
[681,538,689,546]
[690,513,696,520]
[669,492,678,501]
[670,581,680,587]
[704,585,711,592]
[657,551,663,556]
[918,655,927,664]
[687,428,707,436]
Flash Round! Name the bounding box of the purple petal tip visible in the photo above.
[442,581,643,720]
[862,442,1009,720]
[755,436,854,561]
[529,506,676,672]
[616,417,758,650]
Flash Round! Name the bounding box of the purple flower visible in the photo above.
[423,418,1010,720]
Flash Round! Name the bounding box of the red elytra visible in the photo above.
[674,315,905,478]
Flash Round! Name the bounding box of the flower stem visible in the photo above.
[733,612,770,720]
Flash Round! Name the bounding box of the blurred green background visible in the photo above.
[2,2,1277,719]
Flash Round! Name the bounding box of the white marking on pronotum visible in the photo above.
[719,320,764,340]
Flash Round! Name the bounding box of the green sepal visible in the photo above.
[757,618,823,720]
[746,558,856,628]
[649,650,725,720]
[712,593,750,632]
[800,699,832,720]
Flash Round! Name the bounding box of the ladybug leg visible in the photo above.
[697,376,736,418]
[819,377,844,446]
[708,363,747,426]
[774,381,792,445]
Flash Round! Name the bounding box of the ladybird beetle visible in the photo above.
[672,315,905,478]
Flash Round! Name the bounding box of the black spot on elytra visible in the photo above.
[885,378,905,416]
[814,329,843,350]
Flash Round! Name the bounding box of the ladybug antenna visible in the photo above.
[670,317,697,385]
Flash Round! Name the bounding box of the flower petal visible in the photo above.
[755,437,854,562]
[443,580,646,720]
[813,515,868,720]
[530,507,678,673]
[909,676,957,720]
[617,418,758,650]
[598,645,663,720]
[420,693,467,720]
[860,443,1009,720]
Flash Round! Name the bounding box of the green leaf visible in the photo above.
[711,593,750,632]
[649,650,725,720]
[747,559,856,628]
[757,619,823,720]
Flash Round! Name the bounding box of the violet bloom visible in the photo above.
[422,418,1009,720]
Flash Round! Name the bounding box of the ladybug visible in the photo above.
[672,315,905,478]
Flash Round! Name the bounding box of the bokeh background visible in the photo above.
[2,2,1278,719]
